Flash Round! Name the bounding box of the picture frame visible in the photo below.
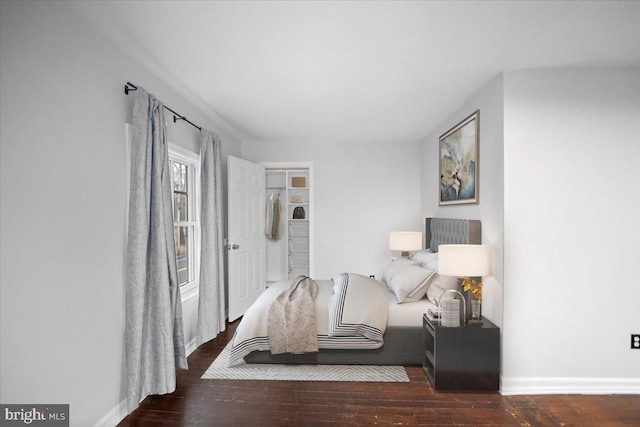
[439,110,479,206]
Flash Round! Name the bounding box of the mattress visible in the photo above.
[386,286,436,327]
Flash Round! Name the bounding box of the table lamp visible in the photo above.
[438,244,490,321]
[389,231,422,258]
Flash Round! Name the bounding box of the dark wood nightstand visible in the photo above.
[423,313,500,391]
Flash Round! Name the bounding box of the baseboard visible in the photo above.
[500,376,640,395]
[93,398,128,427]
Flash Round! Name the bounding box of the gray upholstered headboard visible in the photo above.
[425,218,481,252]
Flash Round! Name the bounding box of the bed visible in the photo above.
[231,217,481,366]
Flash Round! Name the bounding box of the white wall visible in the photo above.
[0,2,241,425]
[420,75,505,327]
[422,69,640,393]
[502,68,640,392]
[242,141,422,279]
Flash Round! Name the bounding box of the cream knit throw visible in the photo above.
[267,275,319,355]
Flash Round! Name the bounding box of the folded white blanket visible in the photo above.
[328,273,387,343]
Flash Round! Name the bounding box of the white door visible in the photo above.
[227,156,265,321]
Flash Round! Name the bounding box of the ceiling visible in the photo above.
[65,1,640,143]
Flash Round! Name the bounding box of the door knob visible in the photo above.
[225,244,240,250]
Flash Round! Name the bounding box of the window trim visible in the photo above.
[168,143,201,301]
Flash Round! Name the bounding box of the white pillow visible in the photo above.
[381,258,419,285]
[411,250,439,270]
[388,264,436,303]
[425,273,459,305]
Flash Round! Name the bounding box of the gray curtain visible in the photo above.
[125,87,188,412]
[196,130,226,345]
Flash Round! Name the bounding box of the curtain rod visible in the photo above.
[124,82,202,131]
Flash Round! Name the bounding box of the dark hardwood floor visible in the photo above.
[119,320,640,426]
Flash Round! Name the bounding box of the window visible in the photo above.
[168,144,200,296]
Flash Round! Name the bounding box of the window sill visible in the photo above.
[180,281,199,304]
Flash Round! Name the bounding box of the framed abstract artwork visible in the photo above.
[439,110,479,206]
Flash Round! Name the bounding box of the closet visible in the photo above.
[264,166,312,286]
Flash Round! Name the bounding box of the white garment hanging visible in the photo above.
[265,192,274,237]
[272,193,281,241]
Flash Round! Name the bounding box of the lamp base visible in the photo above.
[400,251,411,258]
[470,299,482,321]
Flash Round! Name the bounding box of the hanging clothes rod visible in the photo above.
[124,82,202,131]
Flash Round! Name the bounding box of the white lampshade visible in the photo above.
[389,232,423,252]
[438,244,490,277]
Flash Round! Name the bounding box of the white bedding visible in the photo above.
[386,289,436,327]
[229,275,434,365]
